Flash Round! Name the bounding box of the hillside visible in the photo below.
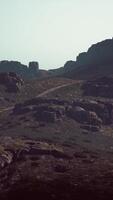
[0,76,113,199]
[0,76,75,109]
[1,39,113,199]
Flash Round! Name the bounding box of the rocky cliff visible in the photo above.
[51,38,113,79]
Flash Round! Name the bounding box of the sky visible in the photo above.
[0,0,113,69]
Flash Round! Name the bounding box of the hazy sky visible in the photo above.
[0,0,113,69]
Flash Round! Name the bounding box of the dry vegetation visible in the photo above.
[0,77,75,107]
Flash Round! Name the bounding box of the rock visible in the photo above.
[0,72,24,93]
[72,99,113,125]
[0,152,13,169]
[64,60,76,72]
[29,147,71,159]
[81,125,100,132]
[68,106,102,126]
[47,105,65,118]
[40,111,57,123]
[73,106,85,112]
[76,39,113,66]
[73,99,104,113]
[33,104,65,122]
[86,111,102,126]
[28,62,39,77]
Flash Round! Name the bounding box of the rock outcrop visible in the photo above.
[0,151,13,169]
[0,72,24,93]
[12,96,113,131]
[0,138,71,169]
[12,96,113,129]
[76,39,113,66]
[72,99,113,125]
[28,62,39,77]
[68,106,102,126]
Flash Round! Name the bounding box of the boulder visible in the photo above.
[86,111,102,126]
[40,111,57,123]
[72,99,113,125]
[34,104,65,122]
[68,106,102,126]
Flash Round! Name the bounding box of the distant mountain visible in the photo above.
[51,38,113,79]
[0,61,51,79]
[1,39,113,80]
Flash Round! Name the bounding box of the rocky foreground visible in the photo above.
[0,137,113,200]
[1,77,113,199]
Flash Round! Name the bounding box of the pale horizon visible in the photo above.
[0,0,113,69]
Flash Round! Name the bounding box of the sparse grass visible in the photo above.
[45,82,83,100]
[45,81,113,104]
[0,137,28,152]
[0,77,75,107]
[101,126,113,137]
[0,144,5,154]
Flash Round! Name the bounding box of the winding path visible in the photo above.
[0,82,78,113]
[36,82,76,98]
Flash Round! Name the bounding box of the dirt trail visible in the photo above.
[0,82,78,113]
[36,82,77,97]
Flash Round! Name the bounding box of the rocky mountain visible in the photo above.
[2,39,113,80]
[51,38,113,79]
[0,61,51,79]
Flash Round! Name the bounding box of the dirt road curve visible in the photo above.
[36,82,77,97]
[0,82,79,113]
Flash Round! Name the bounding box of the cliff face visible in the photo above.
[57,38,113,79]
[76,39,113,66]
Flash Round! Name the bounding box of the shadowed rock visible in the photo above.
[0,72,24,93]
